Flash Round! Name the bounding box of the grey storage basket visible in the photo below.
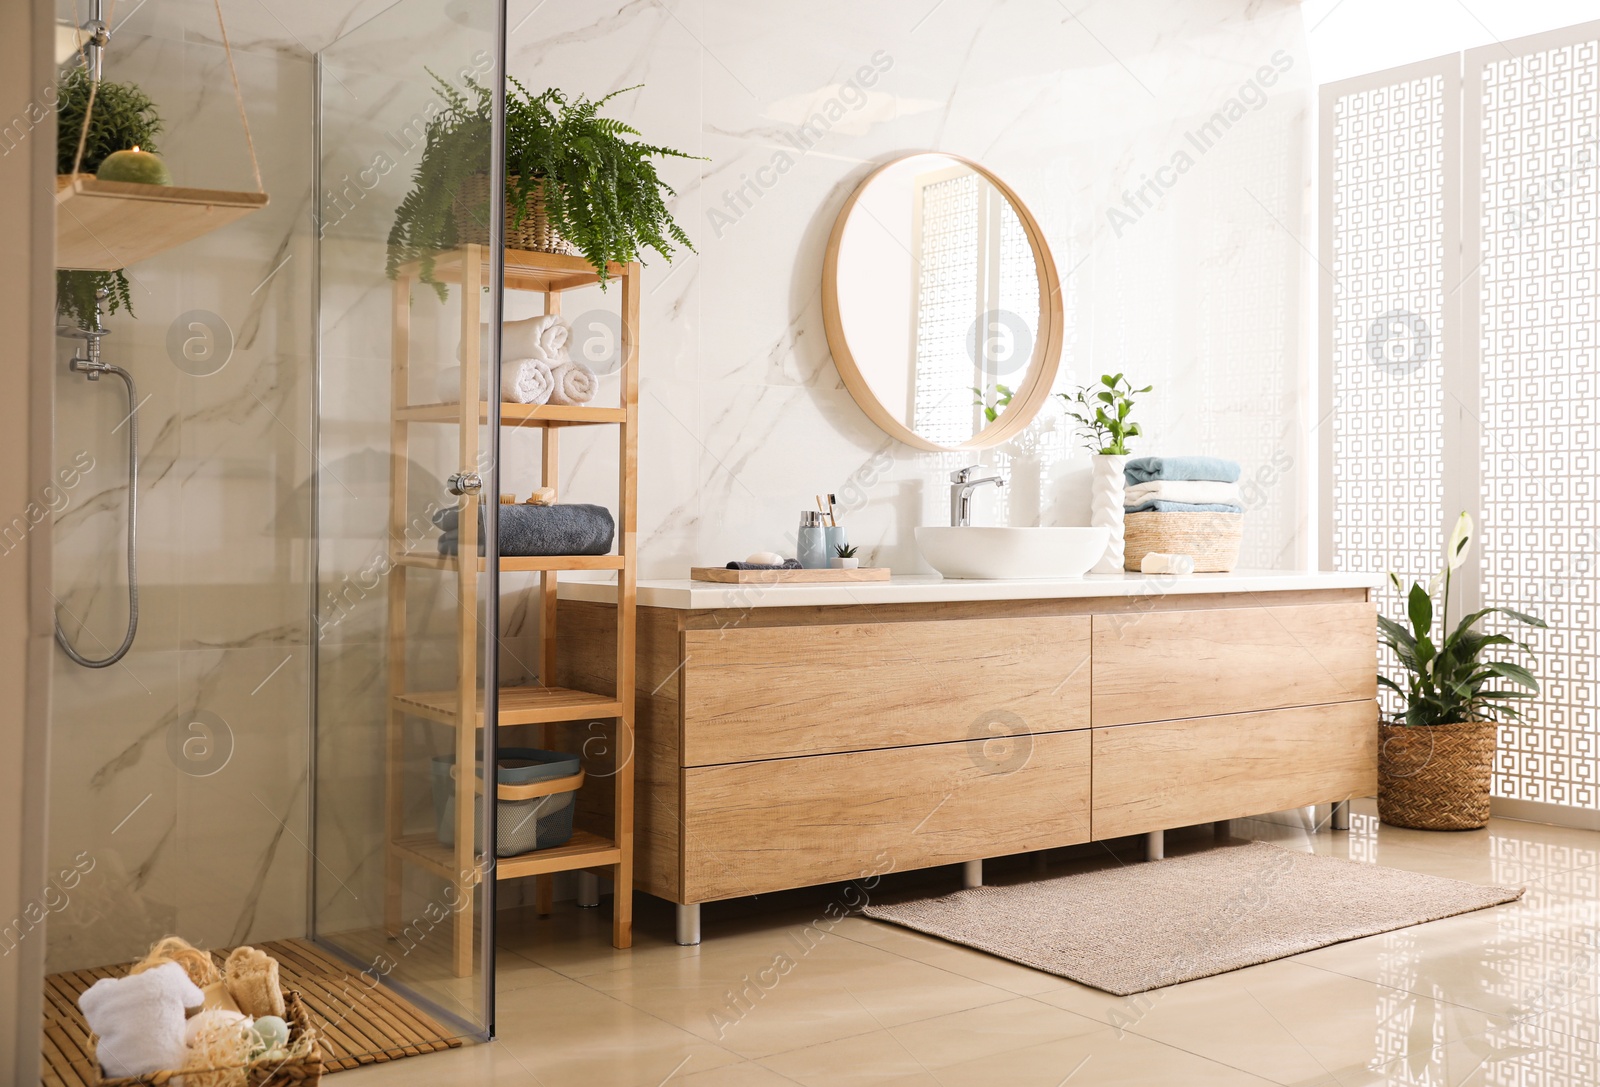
[431,747,583,857]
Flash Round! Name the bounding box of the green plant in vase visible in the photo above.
[1059,373,1152,455]
[1375,512,1545,830]
[387,75,700,299]
[55,67,163,329]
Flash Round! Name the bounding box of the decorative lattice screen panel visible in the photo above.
[1324,24,1600,816]
[1321,59,1455,718]
[1469,30,1600,808]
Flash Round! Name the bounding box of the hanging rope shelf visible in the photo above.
[55,0,270,272]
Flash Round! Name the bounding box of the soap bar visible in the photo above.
[1141,552,1195,575]
[745,550,785,566]
[525,487,556,506]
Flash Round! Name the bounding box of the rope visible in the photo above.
[69,0,118,178]
[212,0,264,192]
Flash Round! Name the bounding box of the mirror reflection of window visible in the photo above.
[911,167,1037,445]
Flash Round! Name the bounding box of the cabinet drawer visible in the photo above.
[1091,701,1378,839]
[1090,603,1376,726]
[682,615,1090,764]
[682,730,1091,901]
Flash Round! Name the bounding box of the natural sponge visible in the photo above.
[223,945,285,1018]
[128,935,220,990]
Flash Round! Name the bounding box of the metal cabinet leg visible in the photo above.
[962,859,983,889]
[576,871,600,908]
[1145,830,1164,861]
[675,903,701,946]
[1331,799,1350,831]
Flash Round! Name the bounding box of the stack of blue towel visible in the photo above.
[1123,456,1243,514]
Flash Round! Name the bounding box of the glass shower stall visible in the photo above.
[44,0,511,1062]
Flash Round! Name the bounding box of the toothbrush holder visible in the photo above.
[825,525,849,560]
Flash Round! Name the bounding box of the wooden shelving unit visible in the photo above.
[385,244,638,977]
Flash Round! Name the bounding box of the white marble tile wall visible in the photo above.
[508,0,1316,579]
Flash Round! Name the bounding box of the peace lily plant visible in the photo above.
[1375,512,1545,830]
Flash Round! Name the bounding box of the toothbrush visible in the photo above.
[826,493,838,527]
[816,495,830,527]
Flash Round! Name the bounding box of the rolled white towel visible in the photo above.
[548,360,598,405]
[504,357,555,405]
[462,313,572,365]
[433,358,554,405]
[1123,479,1242,507]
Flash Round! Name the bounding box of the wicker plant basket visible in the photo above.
[1123,511,1243,572]
[1377,719,1496,830]
[452,174,577,254]
[94,990,324,1087]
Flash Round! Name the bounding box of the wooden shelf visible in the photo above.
[390,830,622,883]
[396,402,626,427]
[56,174,269,271]
[390,550,624,572]
[397,247,626,294]
[393,685,623,728]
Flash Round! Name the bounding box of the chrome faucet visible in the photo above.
[949,465,1006,527]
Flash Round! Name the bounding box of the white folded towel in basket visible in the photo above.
[1123,479,1243,508]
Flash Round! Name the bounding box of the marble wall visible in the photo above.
[46,0,1317,971]
[514,0,1316,578]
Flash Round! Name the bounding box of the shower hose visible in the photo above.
[55,363,139,668]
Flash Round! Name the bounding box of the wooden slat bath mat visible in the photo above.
[41,938,462,1085]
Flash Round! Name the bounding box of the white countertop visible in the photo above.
[557,569,1382,610]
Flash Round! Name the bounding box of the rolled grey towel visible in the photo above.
[724,560,803,570]
[434,503,614,557]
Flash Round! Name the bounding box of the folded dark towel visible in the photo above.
[1124,456,1242,485]
[1125,500,1244,514]
[434,503,614,556]
[725,560,803,570]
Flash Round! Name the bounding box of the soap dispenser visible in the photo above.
[797,511,827,569]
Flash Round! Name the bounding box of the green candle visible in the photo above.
[96,146,171,186]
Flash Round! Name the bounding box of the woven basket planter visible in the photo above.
[452,174,576,254]
[95,990,324,1087]
[1377,719,1495,830]
[1123,511,1243,572]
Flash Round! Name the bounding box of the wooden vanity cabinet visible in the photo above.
[557,587,1378,910]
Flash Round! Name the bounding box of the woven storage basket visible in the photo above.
[1378,719,1495,830]
[94,989,324,1087]
[1123,511,1243,572]
[452,174,576,254]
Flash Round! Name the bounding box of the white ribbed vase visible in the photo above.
[1090,454,1128,573]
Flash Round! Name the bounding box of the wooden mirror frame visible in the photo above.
[821,153,1063,452]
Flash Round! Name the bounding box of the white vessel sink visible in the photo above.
[914,526,1110,580]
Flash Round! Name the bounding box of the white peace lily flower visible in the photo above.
[1446,511,1473,571]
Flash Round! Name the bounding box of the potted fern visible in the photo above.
[387,76,697,297]
[56,67,162,329]
[1378,512,1545,830]
[1061,374,1152,573]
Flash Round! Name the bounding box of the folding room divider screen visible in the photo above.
[1320,21,1600,823]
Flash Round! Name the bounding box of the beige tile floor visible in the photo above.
[336,800,1600,1086]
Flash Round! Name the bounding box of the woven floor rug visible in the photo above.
[862,841,1524,995]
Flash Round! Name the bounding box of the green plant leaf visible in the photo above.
[1484,660,1539,690]
[1407,583,1433,640]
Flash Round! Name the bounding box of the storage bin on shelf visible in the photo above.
[1123,511,1243,573]
[431,747,582,856]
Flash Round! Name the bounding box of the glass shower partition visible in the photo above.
[313,0,506,1037]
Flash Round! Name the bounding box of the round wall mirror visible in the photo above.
[822,153,1062,451]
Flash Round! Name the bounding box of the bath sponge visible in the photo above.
[223,946,285,1018]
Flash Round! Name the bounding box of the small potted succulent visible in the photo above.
[1377,512,1544,830]
[1061,373,1152,573]
[829,543,860,570]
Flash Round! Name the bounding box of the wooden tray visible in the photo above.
[690,566,891,583]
